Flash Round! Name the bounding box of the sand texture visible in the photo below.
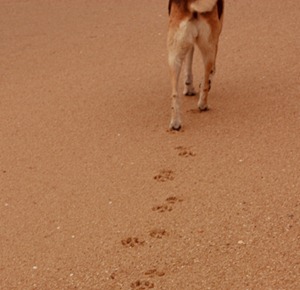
[1,0,300,289]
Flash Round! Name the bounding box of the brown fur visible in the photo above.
[167,0,224,130]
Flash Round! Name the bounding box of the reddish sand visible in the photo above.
[1,1,299,289]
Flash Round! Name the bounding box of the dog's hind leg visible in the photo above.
[183,46,196,96]
[168,48,185,130]
[167,18,196,130]
[168,34,192,130]
[197,37,218,111]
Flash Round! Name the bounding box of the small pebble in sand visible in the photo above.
[32,266,38,270]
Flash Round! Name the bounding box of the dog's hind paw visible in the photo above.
[169,119,182,131]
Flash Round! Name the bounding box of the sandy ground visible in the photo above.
[1,0,300,289]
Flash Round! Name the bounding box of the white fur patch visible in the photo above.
[190,0,217,13]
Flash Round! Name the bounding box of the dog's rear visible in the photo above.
[168,0,224,130]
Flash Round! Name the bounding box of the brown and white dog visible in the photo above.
[167,0,224,130]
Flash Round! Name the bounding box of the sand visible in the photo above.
[1,0,300,289]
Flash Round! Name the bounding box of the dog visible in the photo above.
[167,0,224,130]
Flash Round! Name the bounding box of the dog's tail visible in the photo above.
[190,0,223,18]
[190,0,217,13]
[169,0,223,19]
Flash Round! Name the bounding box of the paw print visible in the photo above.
[121,237,145,248]
[175,146,196,157]
[130,280,154,289]
[144,268,165,278]
[149,229,168,239]
[152,196,183,213]
[154,170,174,182]
[152,204,173,213]
[165,196,183,204]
